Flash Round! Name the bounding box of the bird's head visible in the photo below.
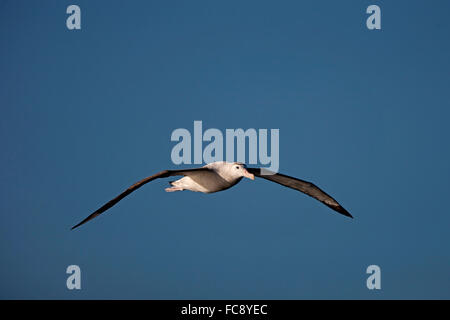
[229,162,254,180]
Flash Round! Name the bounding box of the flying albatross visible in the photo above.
[71,161,352,229]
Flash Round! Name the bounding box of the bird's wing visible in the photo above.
[71,168,211,230]
[247,168,352,218]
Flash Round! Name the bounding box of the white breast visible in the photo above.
[172,170,239,193]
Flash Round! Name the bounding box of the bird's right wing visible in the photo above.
[71,168,210,230]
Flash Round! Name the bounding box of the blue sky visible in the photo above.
[1,0,449,299]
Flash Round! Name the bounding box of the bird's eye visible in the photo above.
[235,166,240,169]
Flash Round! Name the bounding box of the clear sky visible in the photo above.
[1,0,449,299]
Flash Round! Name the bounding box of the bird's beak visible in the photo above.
[243,169,255,180]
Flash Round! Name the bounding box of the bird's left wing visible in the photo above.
[71,168,210,230]
[247,168,352,218]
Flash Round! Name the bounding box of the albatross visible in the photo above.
[71,161,352,229]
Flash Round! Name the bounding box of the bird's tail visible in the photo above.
[165,186,183,192]
[165,180,183,192]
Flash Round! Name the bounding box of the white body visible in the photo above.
[165,162,254,193]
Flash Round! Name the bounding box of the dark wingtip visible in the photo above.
[344,211,354,219]
[70,216,93,230]
[338,206,353,219]
[327,203,353,219]
[70,223,81,230]
[70,211,101,231]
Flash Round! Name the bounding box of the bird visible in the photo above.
[71,161,352,230]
